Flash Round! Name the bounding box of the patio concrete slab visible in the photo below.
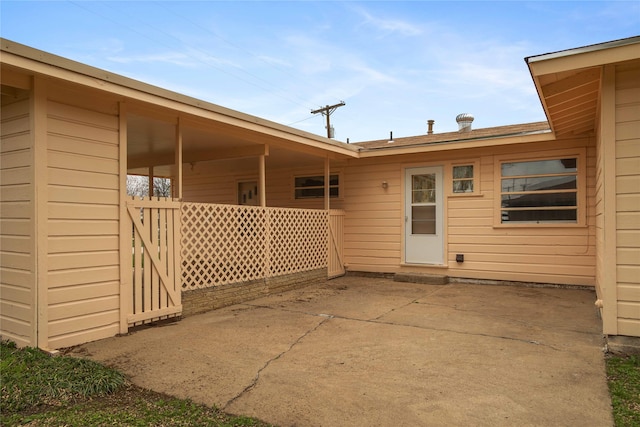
[70,277,613,427]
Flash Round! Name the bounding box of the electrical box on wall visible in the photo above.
[456,254,464,263]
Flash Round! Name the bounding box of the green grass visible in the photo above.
[606,354,640,427]
[1,340,272,427]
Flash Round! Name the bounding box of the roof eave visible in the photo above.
[0,38,359,158]
[358,129,555,158]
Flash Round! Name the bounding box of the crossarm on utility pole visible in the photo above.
[311,101,345,138]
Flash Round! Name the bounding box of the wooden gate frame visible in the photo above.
[121,197,182,328]
[328,210,346,278]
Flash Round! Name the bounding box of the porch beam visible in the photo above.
[128,144,269,170]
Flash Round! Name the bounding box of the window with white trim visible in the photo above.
[294,174,339,199]
[452,164,475,194]
[499,157,578,223]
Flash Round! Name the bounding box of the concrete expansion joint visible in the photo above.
[223,316,332,410]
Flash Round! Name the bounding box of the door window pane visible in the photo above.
[412,206,436,234]
[412,174,436,203]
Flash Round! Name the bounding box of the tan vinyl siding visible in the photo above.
[615,61,640,336]
[45,96,121,349]
[0,94,35,347]
[342,138,596,285]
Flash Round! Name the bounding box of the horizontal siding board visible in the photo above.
[48,266,119,288]
[0,202,30,219]
[48,101,119,130]
[448,243,594,256]
[617,175,639,194]
[0,167,31,186]
[617,248,640,265]
[47,310,119,337]
[48,251,119,271]
[0,267,32,288]
[617,319,640,337]
[48,151,118,175]
[0,236,30,253]
[617,212,640,230]
[47,118,118,145]
[617,194,640,212]
[0,184,31,202]
[1,134,31,153]
[48,203,118,220]
[0,150,31,169]
[0,252,32,270]
[616,139,640,159]
[0,218,31,236]
[616,157,640,176]
[451,260,594,277]
[49,296,119,321]
[48,134,119,159]
[0,300,31,321]
[48,186,119,205]
[617,230,640,247]
[0,283,32,305]
[615,87,640,105]
[617,265,640,284]
[0,317,32,342]
[48,236,119,253]
[48,281,119,305]
[0,116,30,140]
[48,168,119,189]
[615,121,640,142]
[618,284,640,302]
[47,324,120,350]
[447,234,590,246]
[617,302,640,319]
[48,220,118,236]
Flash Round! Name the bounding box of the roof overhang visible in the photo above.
[0,38,359,170]
[526,36,640,137]
[358,129,554,158]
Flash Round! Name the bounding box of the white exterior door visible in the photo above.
[405,166,444,264]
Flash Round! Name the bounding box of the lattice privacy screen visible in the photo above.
[181,203,328,289]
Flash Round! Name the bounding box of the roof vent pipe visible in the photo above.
[388,131,394,143]
[427,120,435,135]
[456,113,474,132]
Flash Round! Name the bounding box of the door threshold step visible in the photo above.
[394,273,449,285]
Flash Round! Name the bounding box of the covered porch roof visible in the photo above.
[526,36,640,137]
[0,38,359,182]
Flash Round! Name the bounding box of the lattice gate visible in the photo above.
[125,197,182,326]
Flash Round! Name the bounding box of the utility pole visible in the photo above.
[311,101,345,138]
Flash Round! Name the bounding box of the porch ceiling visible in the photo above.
[127,113,345,177]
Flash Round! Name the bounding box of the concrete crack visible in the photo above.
[223,314,332,410]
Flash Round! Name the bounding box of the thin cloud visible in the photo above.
[354,7,423,37]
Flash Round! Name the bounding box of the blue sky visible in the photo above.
[1,1,638,142]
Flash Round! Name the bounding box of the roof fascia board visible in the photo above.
[1,39,359,158]
[527,38,640,76]
[358,131,555,158]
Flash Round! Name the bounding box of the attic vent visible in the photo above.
[456,113,474,132]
